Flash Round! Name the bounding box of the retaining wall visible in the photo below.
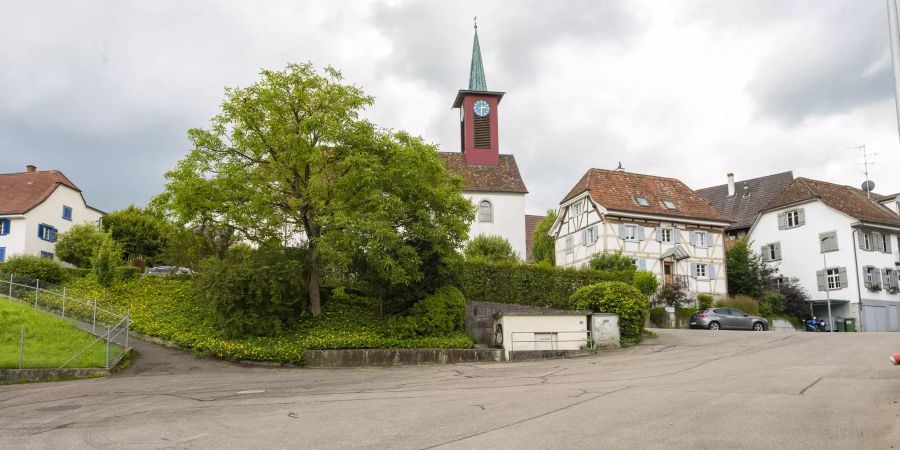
[301,348,502,368]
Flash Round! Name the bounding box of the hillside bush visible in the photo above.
[633,270,659,296]
[715,294,760,316]
[55,223,104,268]
[409,285,467,336]
[196,248,308,337]
[463,234,519,263]
[697,293,714,309]
[1,255,67,284]
[460,260,634,309]
[570,281,648,346]
[116,266,141,281]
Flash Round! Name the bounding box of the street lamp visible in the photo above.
[821,235,834,332]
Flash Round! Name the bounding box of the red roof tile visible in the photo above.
[438,152,528,194]
[0,170,81,215]
[561,169,732,223]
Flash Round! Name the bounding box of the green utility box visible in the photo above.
[844,318,856,332]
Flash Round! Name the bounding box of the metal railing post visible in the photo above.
[8,273,12,298]
[61,287,66,319]
[19,324,25,369]
[125,309,130,348]
[34,279,39,308]
[92,299,97,334]
[105,325,111,369]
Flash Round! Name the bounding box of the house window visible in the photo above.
[564,235,574,251]
[864,266,881,289]
[62,205,73,221]
[786,210,800,227]
[635,196,649,207]
[779,208,805,229]
[695,263,708,278]
[38,224,58,242]
[662,200,677,210]
[827,268,841,290]
[0,247,5,262]
[819,231,838,253]
[0,219,9,235]
[762,242,781,261]
[623,225,637,241]
[695,232,708,247]
[659,228,673,243]
[478,200,492,223]
[862,233,873,251]
[571,202,583,215]
[774,275,785,290]
[880,234,892,254]
[40,251,54,260]
[583,226,599,246]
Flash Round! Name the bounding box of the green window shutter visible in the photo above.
[797,208,805,226]
[777,213,787,230]
[816,270,826,291]
[838,267,848,288]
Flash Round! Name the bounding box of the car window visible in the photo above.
[730,309,745,316]
[713,308,730,315]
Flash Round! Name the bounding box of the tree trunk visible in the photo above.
[308,242,321,316]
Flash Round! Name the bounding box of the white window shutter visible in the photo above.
[816,270,826,291]
[774,242,782,260]
[797,208,805,226]
[777,213,787,230]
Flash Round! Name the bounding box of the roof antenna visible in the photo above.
[851,145,876,199]
[615,161,625,172]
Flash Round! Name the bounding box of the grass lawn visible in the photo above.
[0,298,121,369]
[63,276,473,364]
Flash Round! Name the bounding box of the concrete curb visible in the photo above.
[0,347,132,384]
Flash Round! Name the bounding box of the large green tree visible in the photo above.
[531,209,557,265]
[154,63,473,316]
[55,223,104,268]
[726,237,777,298]
[102,205,172,264]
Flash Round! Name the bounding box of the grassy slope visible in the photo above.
[63,277,473,363]
[0,299,120,369]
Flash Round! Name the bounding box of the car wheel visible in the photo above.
[708,321,720,331]
[752,322,765,332]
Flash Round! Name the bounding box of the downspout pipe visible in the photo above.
[851,229,864,331]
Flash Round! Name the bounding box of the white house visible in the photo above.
[748,177,900,332]
[439,26,527,258]
[0,165,104,263]
[549,168,732,299]
[876,192,900,215]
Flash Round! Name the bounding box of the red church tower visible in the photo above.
[452,23,504,166]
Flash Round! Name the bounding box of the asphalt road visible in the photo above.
[1,329,899,449]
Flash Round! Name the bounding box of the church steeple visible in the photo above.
[469,22,487,91]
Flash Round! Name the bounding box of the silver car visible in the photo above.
[689,308,768,331]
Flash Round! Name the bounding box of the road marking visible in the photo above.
[236,389,265,394]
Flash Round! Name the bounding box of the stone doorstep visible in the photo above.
[0,348,132,384]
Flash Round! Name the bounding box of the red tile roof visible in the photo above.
[438,152,528,194]
[0,170,81,215]
[524,214,545,261]
[561,169,732,223]
[764,177,900,228]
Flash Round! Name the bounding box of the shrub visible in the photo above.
[409,285,467,336]
[92,232,123,288]
[633,270,659,296]
[463,234,519,263]
[66,267,91,278]
[588,251,637,272]
[648,307,666,328]
[55,223,104,268]
[116,266,141,281]
[1,255,67,284]
[656,282,688,307]
[697,293,714,310]
[460,260,634,309]
[531,209,557,265]
[196,248,308,337]
[715,294,760,316]
[570,281,649,346]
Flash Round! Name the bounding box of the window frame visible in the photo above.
[38,224,58,242]
[39,251,54,260]
[765,243,777,261]
[696,263,708,279]
[826,268,841,290]
[786,210,800,228]
[662,199,677,210]
[696,232,708,247]
[564,235,574,252]
[635,196,650,207]
[571,202,583,215]
[0,219,8,235]
[623,225,638,241]
[862,233,873,251]
[659,228,673,243]
[477,199,493,223]
[584,226,599,246]
[62,205,73,221]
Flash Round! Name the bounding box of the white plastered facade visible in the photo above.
[465,191,526,260]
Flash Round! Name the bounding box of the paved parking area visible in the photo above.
[1,329,899,449]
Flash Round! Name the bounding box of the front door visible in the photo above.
[663,261,674,285]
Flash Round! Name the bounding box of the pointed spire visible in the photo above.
[469,18,487,91]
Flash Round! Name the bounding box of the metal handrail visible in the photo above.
[510,330,593,351]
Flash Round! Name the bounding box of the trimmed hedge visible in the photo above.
[571,281,649,346]
[0,255,68,284]
[459,260,634,309]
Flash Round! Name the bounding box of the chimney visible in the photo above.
[727,173,735,197]
[26,165,36,173]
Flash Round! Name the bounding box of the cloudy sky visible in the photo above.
[2,0,899,214]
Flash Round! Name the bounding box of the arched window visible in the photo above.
[478,200,493,223]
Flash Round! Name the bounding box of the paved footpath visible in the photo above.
[1,329,899,449]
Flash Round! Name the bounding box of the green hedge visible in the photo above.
[571,281,648,346]
[459,260,634,309]
[0,255,68,284]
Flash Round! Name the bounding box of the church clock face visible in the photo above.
[473,100,490,117]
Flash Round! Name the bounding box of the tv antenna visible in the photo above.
[850,145,876,198]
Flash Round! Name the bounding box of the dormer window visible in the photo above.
[635,196,649,207]
[663,200,677,210]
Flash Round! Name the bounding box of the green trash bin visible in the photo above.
[834,319,844,332]
[844,318,856,332]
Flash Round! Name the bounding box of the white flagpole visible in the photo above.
[887,0,900,144]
